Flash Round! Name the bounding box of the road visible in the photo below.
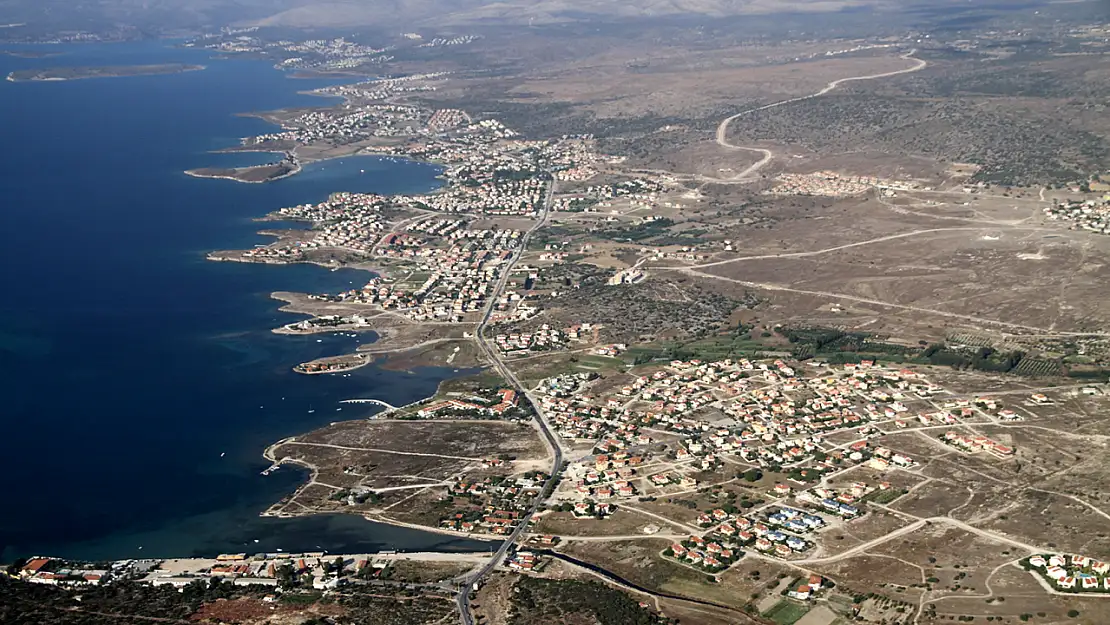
[711,50,927,182]
[456,179,564,625]
[277,440,483,462]
[556,533,687,542]
[669,226,1046,270]
[672,265,1110,337]
[793,510,1047,567]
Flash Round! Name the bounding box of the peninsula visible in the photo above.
[0,50,61,59]
[6,63,205,82]
[185,151,300,183]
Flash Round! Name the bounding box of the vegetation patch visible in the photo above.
[508,576,667,625]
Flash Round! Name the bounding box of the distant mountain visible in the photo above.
[0,0,1029,33]
[250,0,924,28]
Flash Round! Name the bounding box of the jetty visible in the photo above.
[339,398,398,410]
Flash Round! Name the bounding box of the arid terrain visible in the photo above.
[9,1,1110,624]
[201,6,1110,623]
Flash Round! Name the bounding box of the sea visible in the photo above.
[0,40,492,562]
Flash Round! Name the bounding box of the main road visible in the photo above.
[455,178,565,625]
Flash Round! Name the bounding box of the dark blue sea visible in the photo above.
[0,41,491,562]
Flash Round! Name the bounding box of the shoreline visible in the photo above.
[184,165,300,184]
[7,63,206,82]
[293,352,372,375]
[185,149,446,185]
[258,399,506,544]
[184,150,301,184]
[190,56,494,555]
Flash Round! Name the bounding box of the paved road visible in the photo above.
[456,179,564,625]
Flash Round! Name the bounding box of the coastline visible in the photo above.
[261,436,501,545]
[187,55,492,552]
[1,40,492,564]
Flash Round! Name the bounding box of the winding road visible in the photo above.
[710,50,928,182]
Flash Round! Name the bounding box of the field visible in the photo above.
[763,600,811,625]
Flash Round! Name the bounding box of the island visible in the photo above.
[293,352,371,375]
[6,63,205,82]
[0,50,62,59]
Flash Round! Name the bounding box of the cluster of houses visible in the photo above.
[545,137,603,183]
[1028,554,1110,592]
[15,558,110,586]
[281,314,371,334]
[427,108,471,132]
[571,499,616,518]
[249,98,426,144]
[13,552,402,592]
[666,536,742,572]
[788,575,828,601]
[294,354,368,375]
[316,227,524,323]
[405,217,464,238]
[274,37,391,73]
[534,358,1029,544]
[323,71,450,104]
[704,506,820,560]
[551,177,667,212]
[494,325,570,353]
[441,472,549,534]
[939,431,1015,457]
[505,551,542,571]
[234,192,392,262]
[571,454,642,500]
[766,171,919,198]
[415,172,548,217]
[795,481,897,518]
[1043,197,1110,236]
[226,106,633,332]
[416,388,520,419]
